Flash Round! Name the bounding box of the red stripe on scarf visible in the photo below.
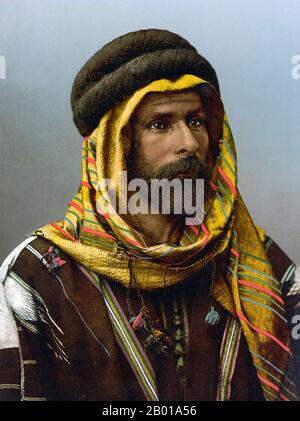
[123,236,144,248]
[257,374,280,392]
[200,223,209,250]
[257,373,289,400]
[257,374,290,401]
[82,226,116,240]
[86,157,97,165]
[208,180,218,191]
[238,280,284,305]
[218,166,237,197]
[231,247,240,258]
[50,222,77,242]
[190,225,199,235]
[68,200,84,214]
[236,311,291,353]
[81,181,92,190]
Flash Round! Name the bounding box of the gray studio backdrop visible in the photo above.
[0,0,299,262]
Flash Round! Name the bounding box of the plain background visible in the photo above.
[0,0,299,262]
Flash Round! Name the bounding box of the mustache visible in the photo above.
[153,156,210,180]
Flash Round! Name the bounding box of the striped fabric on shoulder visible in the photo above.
[1,238,69,401]
[0,236,38,349]
[77,264,159,401]
[0,280,18,350]
[0,236,37,284]
[0,237,39,401]
[217,315,241,401]
[263,235,300,398]
[285,266,300,298]
[264,235,300,305]
[263,235,297,287]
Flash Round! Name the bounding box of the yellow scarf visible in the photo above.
[35,74,295,400]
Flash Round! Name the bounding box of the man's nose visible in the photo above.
[174,122,199,157]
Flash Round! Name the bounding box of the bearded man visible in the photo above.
[0,29,299,401]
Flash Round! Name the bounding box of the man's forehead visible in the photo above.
[133,89,203,118]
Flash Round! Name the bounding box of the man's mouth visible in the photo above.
[175,171,196,178]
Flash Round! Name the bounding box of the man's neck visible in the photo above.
[134,212,183,245]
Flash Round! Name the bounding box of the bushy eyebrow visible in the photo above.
[142,107,205,124]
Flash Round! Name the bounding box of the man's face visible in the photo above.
[127,89,213,216]
[128,89,213,184]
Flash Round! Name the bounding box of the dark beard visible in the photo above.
[127,149,211,216]
[128,151,210,182]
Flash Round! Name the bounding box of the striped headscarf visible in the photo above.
[35,74,297,400]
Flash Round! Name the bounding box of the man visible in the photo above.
[0,28,299,401]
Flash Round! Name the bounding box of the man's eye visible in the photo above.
[149,121,166,130]
[188,117,205,127]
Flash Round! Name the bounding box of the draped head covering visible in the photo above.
[34,29,297,400]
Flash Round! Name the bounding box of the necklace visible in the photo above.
[126,259,219,358]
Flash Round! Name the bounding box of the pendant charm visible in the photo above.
[205,306,220,326]
[129,311,146,331]
[41,246,66,274]
[144,330,170,355]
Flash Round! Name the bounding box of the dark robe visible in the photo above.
[0,236,299,401]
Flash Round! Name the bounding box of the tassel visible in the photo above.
[41,246,66,273]
[205,306,220,326]
[129,311,146,331]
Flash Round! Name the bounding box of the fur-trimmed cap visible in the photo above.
[71,28,220,137]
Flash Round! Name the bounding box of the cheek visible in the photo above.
[139,134,173,165]
[193,129,210,157]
